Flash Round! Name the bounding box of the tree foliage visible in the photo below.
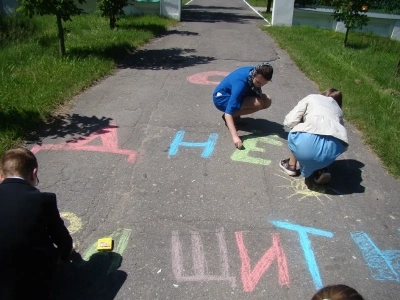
[17,0,85,56]
[330,0,370,47]
[370,0,400,13]
[97,0,128,29]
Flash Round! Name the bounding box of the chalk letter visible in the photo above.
[231,135,282,165]
[81,228,132,275]
[235,232,289,292]
[171,228,236,287]
[187,71,229,85]
[31,124,137,163]
[271,220,333,290]
[169,130,218,158]
[351,231,400,282]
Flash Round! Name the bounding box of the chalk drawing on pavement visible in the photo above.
[235,231,290,292]
[271,221,334,291]
[31,124,137,163]
[351,231,400,282]
[275,174,331,203]
[61,211,82,235]
[187,71,229,85]
[169,130,218,158]
[231,134,283,165]
[82,228,132,275]
[171,228,237,288]
[60,212,131,274]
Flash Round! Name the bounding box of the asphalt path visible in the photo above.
[26,0,400,299]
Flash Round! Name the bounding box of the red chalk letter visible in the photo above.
[31,124,137,163]
[235,232,290,292]
[187,71,229,85]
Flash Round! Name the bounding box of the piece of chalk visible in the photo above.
[97,237,114,251]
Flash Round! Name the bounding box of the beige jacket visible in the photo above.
[284,94,349,146]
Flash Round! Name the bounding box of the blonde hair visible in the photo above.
[1,148,38,179]
[311,284,365,300]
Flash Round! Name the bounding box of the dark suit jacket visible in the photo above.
[0,178,73,298]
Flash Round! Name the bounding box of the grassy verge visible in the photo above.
[245,0,271,22]
[261,25,400,177]
[259,11,272,23]
[0,14,177,154]
[245,0,268,7]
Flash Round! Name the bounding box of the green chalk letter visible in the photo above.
[231,135,282,165]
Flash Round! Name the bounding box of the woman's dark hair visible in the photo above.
[321,88,342,108]
[256,64,273,81]
[311,284,365,300]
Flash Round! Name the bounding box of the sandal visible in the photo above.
[279,159,297,176]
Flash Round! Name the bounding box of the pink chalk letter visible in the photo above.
[235,232,290,292]
[171,228,236,287]
[31,124,136,163]
[187,71,229,85]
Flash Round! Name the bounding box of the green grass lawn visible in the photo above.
[245,0,268,7]
[262,25,400,177]
[0,13,177,154]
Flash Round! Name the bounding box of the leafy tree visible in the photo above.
[370,0,400,14]
[17,0,85,56]
[330,0,370,47]
[97,0,128,29]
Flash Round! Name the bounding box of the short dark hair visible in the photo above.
[1,148,38,179]
[256,64,273,81]
[311,284,365,300]
[321,88,343,108]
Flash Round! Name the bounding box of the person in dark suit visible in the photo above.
[0,148,73,299]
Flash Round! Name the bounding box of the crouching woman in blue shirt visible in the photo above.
[213,62,273,149]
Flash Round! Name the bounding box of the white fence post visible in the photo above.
[160,0,181,21]
[271,0,295,26]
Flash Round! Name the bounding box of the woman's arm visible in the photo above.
[283,97,309,128]
[224,113,242,148]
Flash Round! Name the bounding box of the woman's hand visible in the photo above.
[233,136,243,149]
[225,114,243,149]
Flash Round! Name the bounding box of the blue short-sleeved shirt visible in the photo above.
[213,66,255,115]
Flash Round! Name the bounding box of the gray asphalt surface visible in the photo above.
[26,0,400,299]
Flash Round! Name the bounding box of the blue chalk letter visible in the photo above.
[169,130,218,158]
[351,231,400,282]
[271,220,334,290]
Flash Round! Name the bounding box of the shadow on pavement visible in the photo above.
[238,117,288,140]
[326,159,365,195]
[26,114,114,145]
[306,159,365,195]
[118,48,215,70]
[182,6,262,23]
[184,5,244,10]
[117,23,200,37]
[53,251,127,300]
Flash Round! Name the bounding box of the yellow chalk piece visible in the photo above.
[97,238,114,251]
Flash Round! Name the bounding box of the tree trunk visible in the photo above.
[56,13,66,56]
[344,27,350,47]
[266,0,272,13]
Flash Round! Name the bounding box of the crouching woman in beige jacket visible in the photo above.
[280,88,349,186]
